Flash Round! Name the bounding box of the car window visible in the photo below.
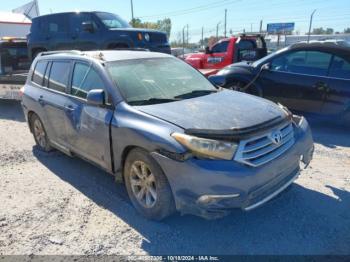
[95,12,130,29]
[71,63,105,99]
[32,61,47,86]
[47,15,68,33]
[271,51,332,77]
[71,13,98,33]
[48,61,70,92]
[329,56,350,80]
[211,41,229,53]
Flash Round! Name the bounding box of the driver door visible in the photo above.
[259,50,331,114]
[64,61,114,170]
[70,13,100,50]
[203,40,231,69]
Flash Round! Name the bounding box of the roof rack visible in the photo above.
[38,50,83,57]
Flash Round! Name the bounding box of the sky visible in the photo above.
[2,0,350,42]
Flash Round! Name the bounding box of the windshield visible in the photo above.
[107,57,217,105]
[95,12,130,29]
[0,44,30,74]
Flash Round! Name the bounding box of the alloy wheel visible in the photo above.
[129,161,157,208]
[33,119,47,149]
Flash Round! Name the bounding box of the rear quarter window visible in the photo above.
[32,61,47,86]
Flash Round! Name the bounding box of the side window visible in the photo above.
[32,61,47,86]
[71,63,105,99]
[271,51,332,76]
[47,15,68,34]
[329,56,350,79]
[211,41,229,53]
[48,61,70,92]
[71,13,98,33]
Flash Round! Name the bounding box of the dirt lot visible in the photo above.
[0,100,349,255]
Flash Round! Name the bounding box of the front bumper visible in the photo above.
[151,120,314,219]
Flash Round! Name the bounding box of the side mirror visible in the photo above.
[205,46,212,54]
[261,63,271,70]
[87,89,105,106]
[82,21,94,33]
[208,75,226,87]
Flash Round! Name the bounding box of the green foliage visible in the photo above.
[130,18,172,38]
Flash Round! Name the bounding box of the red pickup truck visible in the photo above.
[185,34,267,76]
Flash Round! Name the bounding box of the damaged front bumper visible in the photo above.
[151,117,314,219]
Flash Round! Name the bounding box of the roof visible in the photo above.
[289,41,350,57]
[37,50,172,62]
[0,11,31,24]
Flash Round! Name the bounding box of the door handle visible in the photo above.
[313,82,328,91]
[64,105,75,112]
[38,95,45,105]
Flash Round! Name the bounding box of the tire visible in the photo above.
[30,114,52,152]
[124,148,176,220]
[227,80,262,97]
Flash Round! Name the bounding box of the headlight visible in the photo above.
[171,133,237,160]
[293,115,308,130]
[144,33,150,42]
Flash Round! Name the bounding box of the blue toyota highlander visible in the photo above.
[21,50,314,220]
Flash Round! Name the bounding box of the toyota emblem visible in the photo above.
[270,131,283,145]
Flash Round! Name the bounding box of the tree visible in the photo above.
[130,18,172,38]
[344,28,350,34]
[312,27,334,35]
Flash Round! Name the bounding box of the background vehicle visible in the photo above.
[185,34,267,76]
[209,42,350,123]
[27,11,171,59]
[22,50,313,220]
[0,37,29,100]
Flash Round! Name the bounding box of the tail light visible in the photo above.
[19,86,25,97]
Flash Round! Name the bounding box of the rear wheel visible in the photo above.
[124,148,176,220]
[30,114,52,152]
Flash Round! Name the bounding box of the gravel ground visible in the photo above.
[0,100,349,255]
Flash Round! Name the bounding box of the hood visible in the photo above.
[135,90,287,132]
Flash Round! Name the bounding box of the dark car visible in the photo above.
[27,11,170,59]
[209,42,350,123]
[21,50,313,220]
[0,37,29,100]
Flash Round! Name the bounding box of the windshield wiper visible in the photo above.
[174,89,218,99]
[128,98,180,106]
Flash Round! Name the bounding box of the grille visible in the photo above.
[234,122,295,167]
[150,33,167,43]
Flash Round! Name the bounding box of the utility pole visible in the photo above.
[182,26,186,56]
[186,24,189,46]
[130,0,134,26]
[224,9,227,38]
[259,20,263,33]
[201,27,204,47]
[251,23,253,33]
[307,9,316,43]
[216,22,221,41]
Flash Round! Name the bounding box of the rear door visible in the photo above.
[203,40,231,69]
[259,50,332,114]
[64,61,114,170]
[70,13,100,50]
[46,14,74,50]
[321,55,350,116]
[43,60,72,148]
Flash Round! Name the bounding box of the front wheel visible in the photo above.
[124,148,176,220]
[226,81,262,97]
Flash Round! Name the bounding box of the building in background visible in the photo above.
[0,0,39,38]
